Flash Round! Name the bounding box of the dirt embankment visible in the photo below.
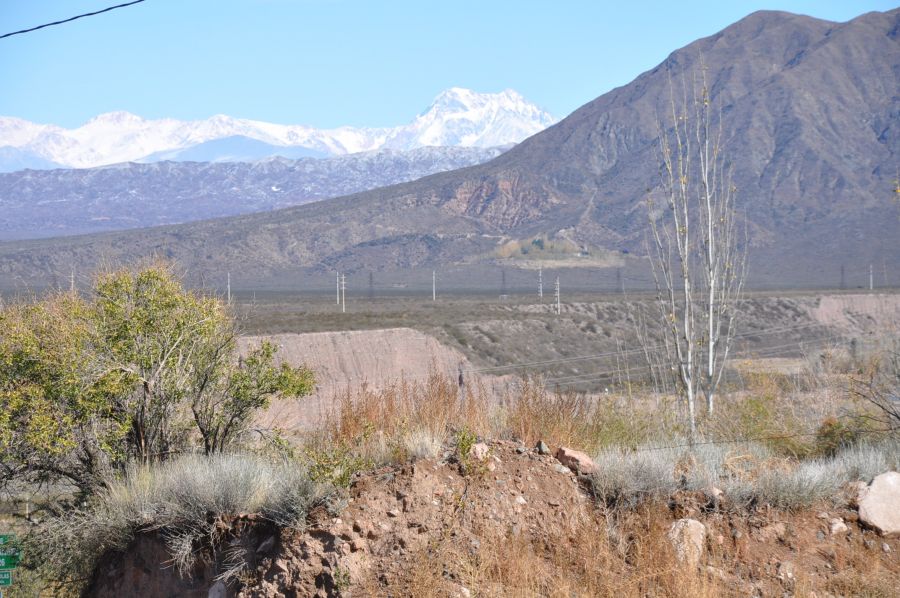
[240,328,480,430]
[806,293,900,334]
[88,441,900,597]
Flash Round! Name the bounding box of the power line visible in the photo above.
[603,427,891,455]
[463,321,833,374]
[545,335,843,387]
[0,1,148,40]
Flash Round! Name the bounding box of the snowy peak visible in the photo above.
[395,88,555,149]
[0,88,555,170]
[84,111,146,126]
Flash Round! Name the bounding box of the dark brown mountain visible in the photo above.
[1,8,898,291]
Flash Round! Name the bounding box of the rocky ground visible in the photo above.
[88,441,900,598]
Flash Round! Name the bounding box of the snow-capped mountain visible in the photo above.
[0,88,554,170]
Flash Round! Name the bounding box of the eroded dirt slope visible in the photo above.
[241,328,477,429]
[89,441,900,598]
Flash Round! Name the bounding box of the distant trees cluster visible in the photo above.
[0,262,314,496]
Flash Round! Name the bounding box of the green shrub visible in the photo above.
[304,442,372,488]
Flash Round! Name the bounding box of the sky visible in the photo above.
[1,0,896,128]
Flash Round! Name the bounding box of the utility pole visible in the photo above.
[341,273,346,313]
[869,264,874,291]
[840,264,845,290]
[70,267,75,293]
[538,267,543,303]
[432,270,436,301]
[368,271,374,301]
[336,272,340,305]
[226,272,231,303]
[555,276,560,316]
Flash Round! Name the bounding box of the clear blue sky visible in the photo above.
[1,0,895,128]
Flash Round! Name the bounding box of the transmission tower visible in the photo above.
[555,277,560,316]
[538,267,543,303]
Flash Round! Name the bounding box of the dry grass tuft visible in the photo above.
[503,376,667,453]
[396,510,724,598]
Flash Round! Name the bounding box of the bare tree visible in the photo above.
[854,330,900,432]
[646,65,747,440]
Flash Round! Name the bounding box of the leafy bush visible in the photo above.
[0,263,314,496]
[704,392,816,458]
[304,442,373,488]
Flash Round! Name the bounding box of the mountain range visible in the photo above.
[0,8,897,291]
[0,146,506,239]
[0,88,554,171]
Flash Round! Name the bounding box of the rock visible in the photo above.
[457,586,472,598]
[536,440,551,455]
[757,521,787,543]
[256,535,276,554]
[847,480,869,508]
[704,565,727,581]
[830,518,849,535]
[704,486,724,501]
[554,447,598,474]
[387,509,400,518]
[884,542,892,553]
[668,518,706,566]
[552,464,571,475]
[816,530,826,540]
[516,446,527,454]
[858,471,900,537]
[778,560,796,589]
[778,560,795,580]
[271,558,290,574]
[471,442,490,461]
[515,495,527,505]
[208,581,227,598]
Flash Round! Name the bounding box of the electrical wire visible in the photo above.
[600,426,892,454]
[0,1,147,40]
[463,321,833,374]
[544,335,842,387]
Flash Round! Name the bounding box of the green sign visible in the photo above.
[0,535,19,570]
[0,570,10,586]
